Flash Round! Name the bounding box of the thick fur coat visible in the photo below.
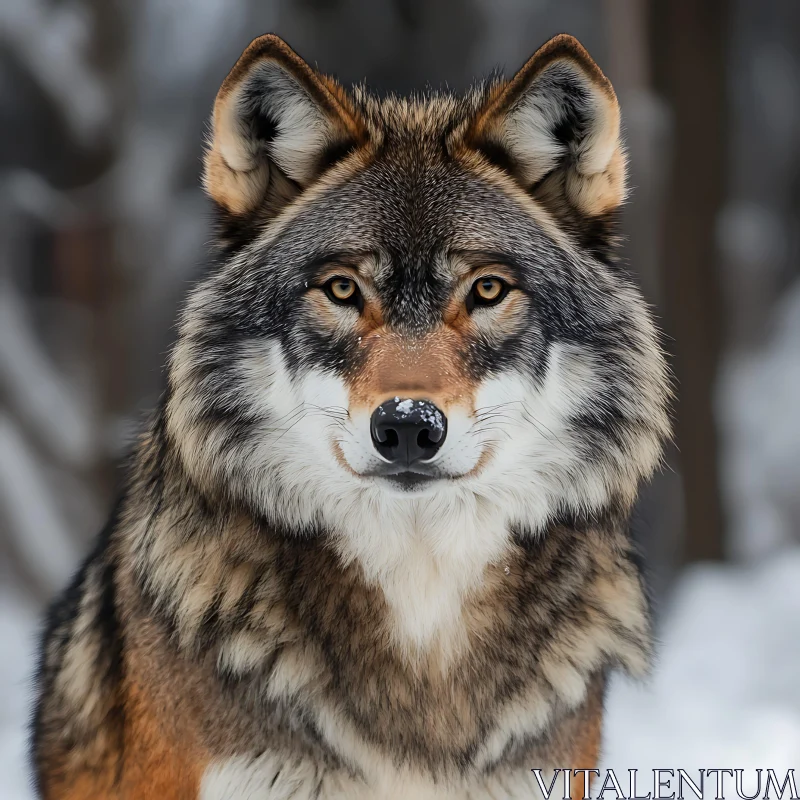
[31,33,670,799]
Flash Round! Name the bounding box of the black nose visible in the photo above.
[370,398,447,465]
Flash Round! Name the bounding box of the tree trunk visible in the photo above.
[652,0,728,562]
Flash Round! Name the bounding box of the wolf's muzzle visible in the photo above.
[370,398,447,468]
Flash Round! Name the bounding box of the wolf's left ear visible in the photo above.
[466,34,625,221]
[204,34,367,215]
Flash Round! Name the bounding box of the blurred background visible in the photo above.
[1,0,799,795]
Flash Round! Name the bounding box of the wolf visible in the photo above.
[31,32,670,799]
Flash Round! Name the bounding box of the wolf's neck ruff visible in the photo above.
[124,427,649,781]
[33,31,670,800]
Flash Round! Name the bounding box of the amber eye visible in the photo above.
[324,276,361,307]
[470,276,508,307]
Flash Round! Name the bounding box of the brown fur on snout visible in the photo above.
[346,326,477,415]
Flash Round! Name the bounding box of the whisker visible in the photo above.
[273,410,311,441]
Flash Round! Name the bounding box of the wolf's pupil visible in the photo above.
[333,280,354,298]
[473,277,505,305]
[324,277,359,305]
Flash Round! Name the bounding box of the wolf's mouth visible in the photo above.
[377,471,438,491]
[364,460,442,489]
[365,459,440,479]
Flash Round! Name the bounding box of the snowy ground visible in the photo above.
[0,590,37,800]
[602,549,800,774]
[2,550,800,798]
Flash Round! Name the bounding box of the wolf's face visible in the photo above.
[167,35,670,545]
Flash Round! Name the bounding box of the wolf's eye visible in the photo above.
[324,277,361,307]
[470,277,508,308]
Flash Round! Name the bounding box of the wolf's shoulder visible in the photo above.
[30,499,125,796]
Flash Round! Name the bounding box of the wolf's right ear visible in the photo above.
[465,34,626,221]
[203,34,367,215]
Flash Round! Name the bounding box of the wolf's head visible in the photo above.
[166,34,670,550]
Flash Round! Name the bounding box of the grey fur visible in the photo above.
[32,33,670,799]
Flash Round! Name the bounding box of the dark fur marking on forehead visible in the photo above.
[300,250,376,277]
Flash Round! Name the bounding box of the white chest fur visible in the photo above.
[329,490,513,654]
[200,753,550,799]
